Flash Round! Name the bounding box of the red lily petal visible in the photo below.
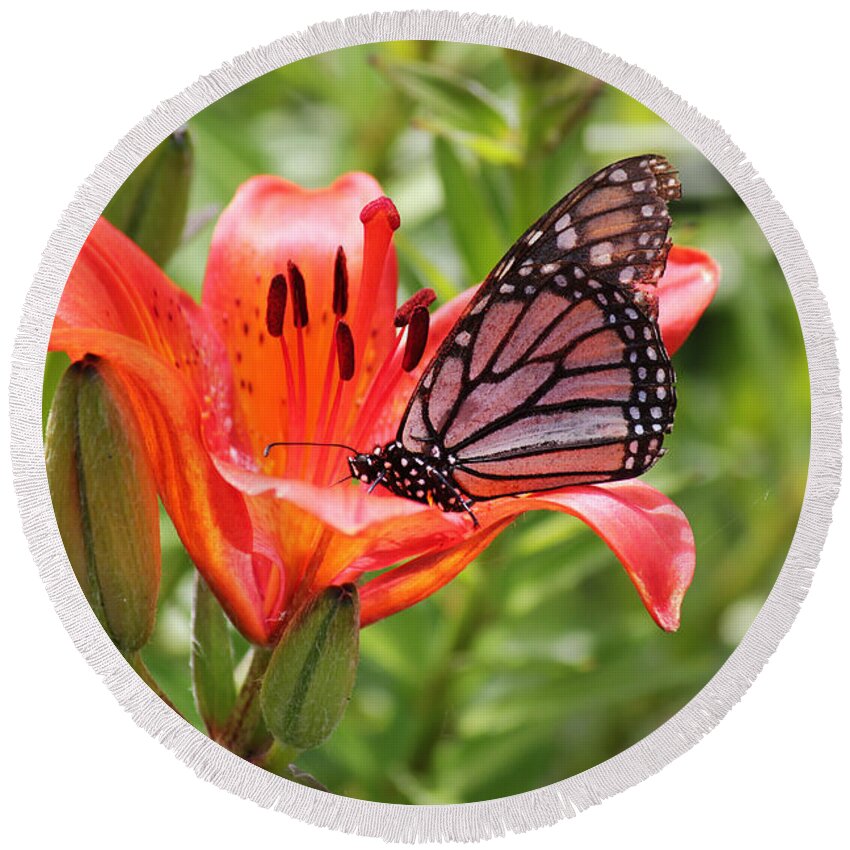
[211,454,468,547]
[201,174,399,459]
[359,518,513,626]
[53,218,242,455]
[480,480,693,630]
[658,245,720,355]
[361,480,694,631]
[50,221,270,643]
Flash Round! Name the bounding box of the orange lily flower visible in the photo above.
[50,173,718,645]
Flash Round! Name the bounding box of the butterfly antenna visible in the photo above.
[263,440,359,458]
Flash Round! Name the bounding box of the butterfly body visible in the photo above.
[348,441,474,515]
[353,155,681,516]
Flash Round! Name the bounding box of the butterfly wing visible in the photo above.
[399,155,680,500]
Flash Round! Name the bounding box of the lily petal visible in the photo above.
[361,479,695,631]
[50,220,269,643]
[202,174,399,458]
[658,246,720,355]
[359,518,513,626]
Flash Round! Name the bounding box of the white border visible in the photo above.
[8,10,841,842]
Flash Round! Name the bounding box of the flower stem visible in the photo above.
[260,741,302,775]
[219,646,272,756]
[126,652,182,717]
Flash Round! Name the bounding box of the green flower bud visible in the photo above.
[103,128,193,266]
[45,358,161,655]
[191,574,238,737]
[260,585,359,752]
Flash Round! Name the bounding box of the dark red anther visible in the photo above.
[287,260,309,328]
[333,246,349,318]
[266,274,287,338]
[335,321,355,381]
[402,306,429,372]
[394,287,436,327]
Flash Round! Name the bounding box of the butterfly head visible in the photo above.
[348,445,387,486]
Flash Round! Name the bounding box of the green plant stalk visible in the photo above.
[219,647,272,755]
[127,652,181,715]
[261,741,302,775]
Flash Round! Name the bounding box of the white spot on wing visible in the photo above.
[610,168,627,182]
[470,295,490,315]
[555,212,572,231]
[496,256,515,280]
[589,242,614,266]
[557,227,577,250]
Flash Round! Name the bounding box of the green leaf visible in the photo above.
[261,585,360,752]
[412,116,521,165]
[433,137,506,282]
[191,574,238,737]
[103,129,194,265]
[372,55,510,139]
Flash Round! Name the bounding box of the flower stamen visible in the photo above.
[333,245,349,318]
[402,306,430,372]
[349,299,432,453]
[287,261,310,476]
[266,274,299,475]
[315,321,355,484]
[394,287,436,327]
[312,247,349,484]
[265,273,287,336]
[288,260,309,328]
[335,320,355,381]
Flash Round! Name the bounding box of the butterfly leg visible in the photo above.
[427,466,480,528]
[367,471,387,494]
[460,498,480,529]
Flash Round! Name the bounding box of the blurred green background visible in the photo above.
[43,41,810,804]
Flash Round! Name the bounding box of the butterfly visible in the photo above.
[348,155,681,525]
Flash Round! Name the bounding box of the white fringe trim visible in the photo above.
[8,9,841,843]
